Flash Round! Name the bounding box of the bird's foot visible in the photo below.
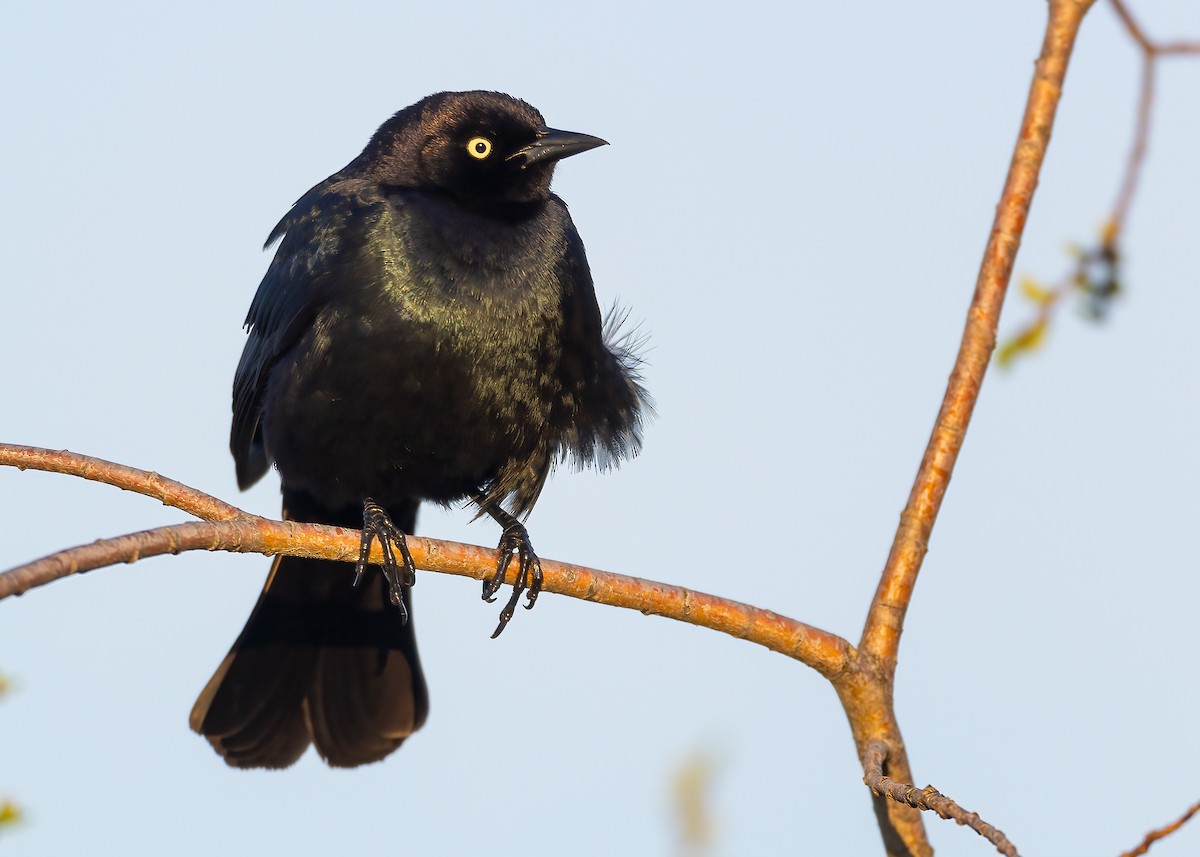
[482,521,543,638]
[354,497,416,622]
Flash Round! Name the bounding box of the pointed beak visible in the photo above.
[511,127,608,168]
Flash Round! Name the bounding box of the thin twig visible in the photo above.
[1109,0,1152,52]
[0,448,853,677]
[863,741,1019,857]
[1105,0,1200,238]
[1109,52,1154,240]
[1108,0,1200,58]
[1117,798,1200,857]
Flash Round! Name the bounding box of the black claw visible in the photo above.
[524,557,543,610]
[476,497,544,636]
[488,522,540,636]
[355,497,416,623]
[482,537,513,603]
[491,584,522,638]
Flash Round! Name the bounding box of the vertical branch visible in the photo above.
[839,12,1101,854]
[834,3,1102,853]
[860,0,1097,667]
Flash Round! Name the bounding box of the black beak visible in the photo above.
[511,127,608,168]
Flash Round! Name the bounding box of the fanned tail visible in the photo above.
[189,493,427,768]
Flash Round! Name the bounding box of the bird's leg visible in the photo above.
[353,497,416,623]
[477,498,543,638]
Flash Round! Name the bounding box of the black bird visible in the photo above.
[190,91,648,769]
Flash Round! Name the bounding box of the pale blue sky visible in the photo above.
[3,1,1199,854]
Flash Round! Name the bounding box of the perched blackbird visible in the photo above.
[189,91,648,768]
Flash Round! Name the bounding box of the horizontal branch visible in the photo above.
[0,445,853,677]
[863,741,1019,857]
[0,444,245,522]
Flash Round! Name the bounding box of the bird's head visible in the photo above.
[353,91,607,214]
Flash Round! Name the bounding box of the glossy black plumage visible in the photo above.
[191,91,648,768]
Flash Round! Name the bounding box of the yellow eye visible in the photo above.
[466,137,493,160]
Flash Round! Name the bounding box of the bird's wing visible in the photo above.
[231,180,383,489]
[553,202,651,473]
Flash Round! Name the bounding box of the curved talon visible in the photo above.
[492,582,524,638]
[487,522,541,636]
[524,556,543,610]
[482,539,514,603]
[356,497,416,624]
[475,496,544,636]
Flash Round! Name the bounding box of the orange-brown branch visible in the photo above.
[0,443,851,677]
[0,444,246,522]
[1117,797,1200,857]
[839,3,1095,853]
[860,0,1095,667]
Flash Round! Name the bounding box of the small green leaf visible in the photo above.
[997,318,1049,367]
[0,799,21,829]
[1019,276,1054,306]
